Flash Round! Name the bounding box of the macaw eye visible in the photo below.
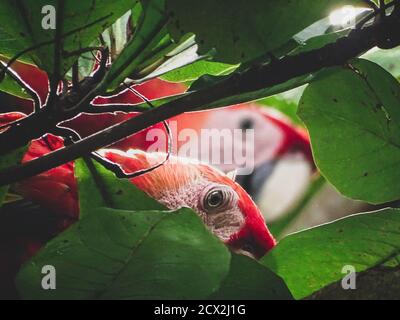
[201,185,237,214]
[240,118,254,131]
[207,190,224,208]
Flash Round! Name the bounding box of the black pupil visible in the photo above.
[208,190,223,207]
[240,118,254,131]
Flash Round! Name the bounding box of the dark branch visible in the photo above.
[90,84,173,179]
[0,47,109,154]
[85,104,149,113]
[0,10,400,186]
[46,0,65,110]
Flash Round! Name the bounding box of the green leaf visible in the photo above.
[104,0,170,90]
[190,72,314,110]
[298,59,400,204]
[0,71,30,99]
[75,158,165,218]
[362,46,400,79]
[102,12,132,59]
[161,60,238,83]
[210,254,293,300]
[0,0,133,73]
[129,34,202,85]
[0,146,26,207]
[262,208,400,300]
[289,30,349,56]
[104,3,207,89]
[258,95,302,126]
[65,40,100,80]
[16,207,231,299]
[166,0,367,64]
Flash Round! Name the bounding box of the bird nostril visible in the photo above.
[231,235,269,260]
[241,243,255,254]
[232,247,257,260]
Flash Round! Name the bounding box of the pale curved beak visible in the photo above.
[235,161,276,200]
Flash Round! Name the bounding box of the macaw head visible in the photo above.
[102,150,276,258]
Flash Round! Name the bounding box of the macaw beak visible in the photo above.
[230,233,274,259]
[228,218,277,259]
[226,188,277,259]
[235,161,277,201]
[236,112,315,202]
[237,152,314,225]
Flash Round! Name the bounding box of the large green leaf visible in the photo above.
[17,154,231,299]
[75,158,165,218]
[132,35,204,84]
[298,59,400,204]
[166,0,367,64]
[16,207,231,299]
[262,208,400,300]
[0,0,132,73]
[210,254,293,300]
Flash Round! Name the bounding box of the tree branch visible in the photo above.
[0,11,399,187]
[46,0,65,110]
[0,48,109,155]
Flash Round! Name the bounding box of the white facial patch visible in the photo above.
[203,107,284,173]
[258,153,312,222]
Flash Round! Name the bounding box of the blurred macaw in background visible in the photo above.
[1,59,315,222]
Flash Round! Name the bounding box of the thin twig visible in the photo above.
[90,83,172,179]
[72,62,79,90]
[363,0,379,11]
[86,103,150,113]
[63,46,103,58]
